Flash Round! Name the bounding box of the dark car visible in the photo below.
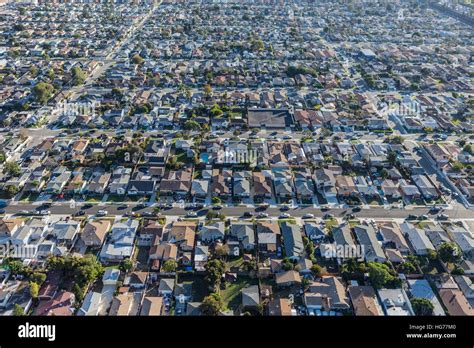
[406,214,418,220]
[0,209,5,214]
[135,203,146,210]
[74,211,86,216]
[436,214,449,221]
[82,203,93,209]
[352,206,361,212]
[243,212,254,217]
[117,204,128,210]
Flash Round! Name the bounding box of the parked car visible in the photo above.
[257,213,269,219]
[436,214,449,221]
[97,210,108,217]
[186,212,197,218]
[279,213,291,219]
[243,212,254,217]
[303,213,315,219]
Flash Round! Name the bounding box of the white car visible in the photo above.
[97,210,108,217]
[302,213,315,219]
[279,213,291,219]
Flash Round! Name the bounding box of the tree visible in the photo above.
[74,254,104,286]
[111,88,123,98]
[121,258,133,272]
[4,161,21,176]
[203,84,212,97]
[387,151,397,165]
[184,120,201,131]
[463,144,473,155]
[427,249,438,261]
[397,262,416,274]
[46,255,103,288]
[73,283,85,303]
[438,242,462,265]
[4,258,26,275]
[131,54,144,65]
[13,304,25,316]
[47,69,55,80]
[204,259,226,291]
[390,136,404,144]
[451,161,464,172]
[71,66,86,86]
[4,185,20,198]
[281,258,294,271]
[210,104,223,117]
[32,82,54,104]
[201,293,224,316]
[368,262,400,289]
[310,264,323,277]
[411,298,434,316]
[162,259,177,273]
[29,282,39,298]
[30,272,47,285]
[29,65,38,77]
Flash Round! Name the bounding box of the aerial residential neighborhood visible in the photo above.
[0,0,473,322]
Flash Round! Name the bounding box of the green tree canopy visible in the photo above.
[368,262,400,289]
[204,259,226,291]
[32,82,54,104]
[29,282,39,298]
[13,304,24,316]
[71,66,86,86]
[4,161,21,176]
[411,297,434,316]
[162,259,178,273]
[438,242,462,264]
[131,54,144,65]
[201,293,224,316]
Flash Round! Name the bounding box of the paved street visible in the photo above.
[4,201,474,220]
